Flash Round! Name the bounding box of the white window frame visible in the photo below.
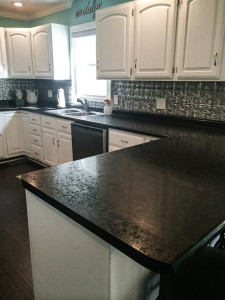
[70,22,111,103]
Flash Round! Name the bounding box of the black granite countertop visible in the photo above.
[22,134,225,274]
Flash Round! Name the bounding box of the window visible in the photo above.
[71,22,110,103]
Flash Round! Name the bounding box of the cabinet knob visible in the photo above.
[57,139,60,147]
[33,129,37,132]
[45,122,50,125]
[34,152,38,155]
[52,138,55,145]
[121,139,128,144]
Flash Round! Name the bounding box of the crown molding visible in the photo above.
[0,0,73,21]
[30,1,73,20]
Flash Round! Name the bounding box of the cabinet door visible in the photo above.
[177,0,225,79]
[4,112,22,155]
[134,0,177,79]
[0,28,8,78]
[6,29,33,78]
[96,2,134,79]
[31,25,53,78]
[57,132,73,164]
[42,128,57,166]
[20,112,31,154]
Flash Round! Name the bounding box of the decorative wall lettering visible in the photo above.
[75,0,102,19]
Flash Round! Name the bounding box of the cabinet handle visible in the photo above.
[214,52,218,66]
[34,152,38,155]
[135,58,137,69]
[121,139,128,144]
[49,64,51,71]
[45,121,50,125]
[33,129,37,132]
[97,61,99,70]
[28,64,31,71]
[57,139,60,147]
[32,118,36,121]
[0,133,1,137]
[52,138,55,145]
[62,125,67,129]
[34,139,37,142]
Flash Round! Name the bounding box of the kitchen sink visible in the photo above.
[65,112,96,116]
[46,108,81,114]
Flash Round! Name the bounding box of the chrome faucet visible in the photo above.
[77,97,89,112]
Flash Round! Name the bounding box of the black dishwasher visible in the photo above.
[71,123,108,160]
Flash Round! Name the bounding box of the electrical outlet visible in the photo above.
[113,95,118,105]
[156,98,166,110]
[48,90,52,98]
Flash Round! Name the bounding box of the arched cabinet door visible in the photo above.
[177,0,225,79]
[31,25,53,78]
[134,0,177,79]
[96,2,135,79]
[6,29,33,78]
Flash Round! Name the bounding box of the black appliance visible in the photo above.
[71,123,107,160]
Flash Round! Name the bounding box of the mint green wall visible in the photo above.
[31,0,133,27]
[0,0,132,28]
[0,16,29,27]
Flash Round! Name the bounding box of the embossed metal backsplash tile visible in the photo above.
[110,81,225,121]
[0,79,71,107]
[0,79,35,101]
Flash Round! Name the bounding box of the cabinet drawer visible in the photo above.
[32,144,43,161]
[29,113,41,125]
[41,116,56,129]
[30,124,41,136]
[31,134,42,146]
[57,119,72,134]
[109,129,145,148]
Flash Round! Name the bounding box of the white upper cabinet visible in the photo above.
[0,28,8,78]
[6,28,33,78]
[31,25,53,78]
[96,2,135,79]
[176,0,225,79]
[31,24,70,80]
[134,0,177,79]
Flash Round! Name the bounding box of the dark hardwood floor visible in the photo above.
[0,158,45,300]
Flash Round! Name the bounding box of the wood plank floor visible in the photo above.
[0,158,45,300]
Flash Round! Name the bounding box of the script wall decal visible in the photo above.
[75,0,102,19]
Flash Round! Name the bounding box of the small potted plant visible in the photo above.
[103,98,113,115]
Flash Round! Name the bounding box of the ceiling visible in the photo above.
[0,0,73,21]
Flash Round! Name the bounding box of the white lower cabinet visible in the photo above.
[41,116,73,166]
[20,112,31,154]
[57,131,73,165]
[109,129,160,152]
[4,112,23,156]
[42,127,57,166]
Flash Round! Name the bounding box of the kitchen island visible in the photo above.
[22,132,225,299]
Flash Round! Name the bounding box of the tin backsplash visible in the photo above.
[0,79,71,107]
[107,81,225,121]
[1,79,225,121]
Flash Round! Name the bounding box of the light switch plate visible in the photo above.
[156,98,166,110]
[48,90,52,98]
[113,95,118,105]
